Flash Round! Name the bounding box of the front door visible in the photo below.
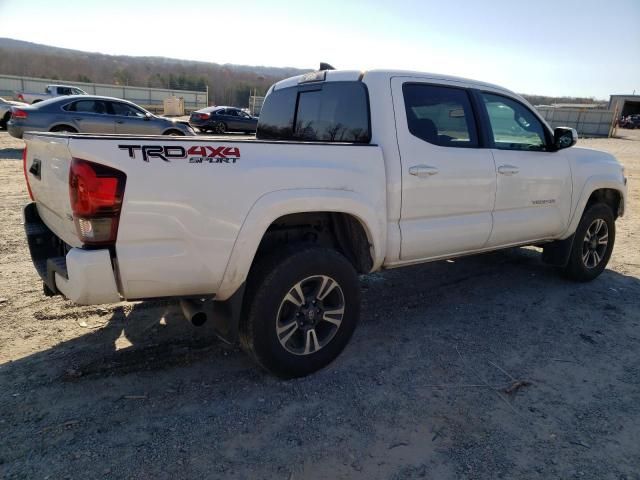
[110,101,158,135]
[392,78,497,261]
[479,92,572,247]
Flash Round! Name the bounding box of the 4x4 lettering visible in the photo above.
[224,147,240,158]
[187,146,208,157]
[207,146,228,158]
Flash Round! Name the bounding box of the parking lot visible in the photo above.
[0,129,639,479]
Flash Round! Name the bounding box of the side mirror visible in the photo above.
[144,112,153,121]
[554,127,577,150]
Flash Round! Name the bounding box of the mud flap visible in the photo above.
[542,234,575,267]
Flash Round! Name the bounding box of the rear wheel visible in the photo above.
[564,203,615,281]
[240,246,360,377]
[50,125,77,133]
[0,112,9,129]
[212,121,226,134]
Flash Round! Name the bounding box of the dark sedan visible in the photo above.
[7,95,195,138]
[189,106,258,134]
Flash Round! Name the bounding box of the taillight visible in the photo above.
[195,113,210,120]
[17,94,24,101]
[12,108,28,120]
[22,147,34,200]
[69,159,126,246]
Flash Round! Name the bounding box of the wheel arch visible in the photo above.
[49,123,78,132]
[564,175,626,238]
[215,189,386,300]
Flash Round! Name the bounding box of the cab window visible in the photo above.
[481,93,548,151]
[403,83,478,148]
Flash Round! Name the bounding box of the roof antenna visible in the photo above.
[319,62,335,71]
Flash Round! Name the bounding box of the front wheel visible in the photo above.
[564,203,615,281]
[240,246,360,377]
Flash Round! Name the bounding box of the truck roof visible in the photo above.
[271,69,514,96]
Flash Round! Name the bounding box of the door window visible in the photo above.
[65,100,108,114]
[481,93,548,151]
[110,102,146,117]
[403,83,478,148]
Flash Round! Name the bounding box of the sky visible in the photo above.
[0,0,638,98]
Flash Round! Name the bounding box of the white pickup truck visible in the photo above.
[22,68,627,377]
[16,84,87,104]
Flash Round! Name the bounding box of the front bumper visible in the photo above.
[23,203,121,305]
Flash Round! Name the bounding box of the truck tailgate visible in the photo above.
[24,133,80,247]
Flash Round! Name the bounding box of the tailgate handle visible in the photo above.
[29,159,42,180]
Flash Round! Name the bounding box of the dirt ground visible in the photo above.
[0,129,638,480]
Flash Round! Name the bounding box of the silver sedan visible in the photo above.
[7,95,195,138]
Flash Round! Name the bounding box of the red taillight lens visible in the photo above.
[69,159,126,245]
[22,147,34,200]
[196,113,210,120]
[12,108,28,119]
[17,94,24,101]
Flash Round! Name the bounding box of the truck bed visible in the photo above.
[23,132,387,302]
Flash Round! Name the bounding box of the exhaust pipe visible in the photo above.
[180,299,208,326]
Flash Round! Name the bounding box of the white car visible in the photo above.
[21,68,627,377]
[0,96,27,129]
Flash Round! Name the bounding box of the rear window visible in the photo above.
[257,82,370,143]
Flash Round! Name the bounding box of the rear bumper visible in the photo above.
[23,203,120,305]
[7,121,25,139]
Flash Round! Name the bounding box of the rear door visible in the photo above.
[65,99,115,133]
[478,92,571,246]
[392,78,497,260]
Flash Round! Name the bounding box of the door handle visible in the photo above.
[73,117,83,121]
[116,120,125,124]
[409,165,439,177]
[498,165,520,175]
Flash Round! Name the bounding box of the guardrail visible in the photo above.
[0,74,208,113]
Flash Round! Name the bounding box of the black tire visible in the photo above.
[212,121,226,134]
[49,125,77,133]
[564,203,615,282]
[240,246,360,378]
[164,129,185,136]
[0,112,10,130]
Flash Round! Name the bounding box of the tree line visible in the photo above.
[0,39,307,107]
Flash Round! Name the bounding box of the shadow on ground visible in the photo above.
[1,248,639,479]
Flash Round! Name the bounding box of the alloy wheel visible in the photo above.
[275,275,345,356]
[582,218,609,269]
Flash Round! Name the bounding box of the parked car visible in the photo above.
[16,84,87,104]
[189,106,258,133]
[0,96,27,129]
[8,95,195,138]
[21,68,627,377]
[620,114,640,129]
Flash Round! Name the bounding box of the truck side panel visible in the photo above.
[64,137,387,300]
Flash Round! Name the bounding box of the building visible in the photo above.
[609,95,640,118]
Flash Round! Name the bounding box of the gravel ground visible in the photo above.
[0,129,639,480]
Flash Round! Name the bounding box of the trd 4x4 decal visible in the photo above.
[119,145,241,163]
